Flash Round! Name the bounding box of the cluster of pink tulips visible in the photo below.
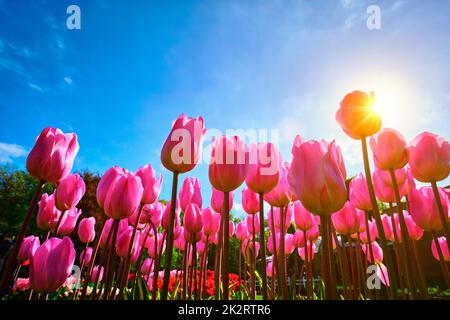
[0,90,449,300]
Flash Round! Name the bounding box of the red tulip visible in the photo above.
[409,186,449,232]
[242,187,259,215]
[264,162,293,208]
[288,139,347,215]
[336,90,381,139]
[179,177,202,211]
[208,135,249,192]
[349,173,372,211]
[136,164,163,205]
[161,114,206,173]
[26,127,79,183]
[370,128,409,170]
[245,142,282,193]
[29,237,75,292]
[408,132,450,183]
[55,173,86,211]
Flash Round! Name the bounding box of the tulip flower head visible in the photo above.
[55,173,86,211]
[242,187,260,215]
[37,193,62,231]
[78,217,96,243]
[408,132,450,183]
[288,138,347,215]
[370,128,409,170]
[349,173,372,211]
[184,203,203,233]
[208,135,249,192]
[201,207,220,237]
[293,200,314,231]
[136,164,163,204]
[264,162,293,208]
[26,127,79,183]
[179,177,202,211]
[431,236,450,262]
[17,235,40,262]
[29,237,75,293]
[161,114,206,174]
[336,90,381,140]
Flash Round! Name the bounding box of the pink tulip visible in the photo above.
[242,239,260,261]
[184,228,202,243]
[201,207,220,237]
[161,199,180,231]
[293,201,314,231]
[332,202,360,235]
[179,177,202,211]
[268,205,293,232]
[306,219,320,241]
[96,166,127,208]
[36,193,62,231]
[355,209,367,233]
[161,114,206,173]
[136,164,163,205]
[229,220,235,238]
[288,139,347,215]
[210,187,234,214]
[409,186,449,232]
[102,170,144,220]
[235,221,248,241]
[336,90,381,140]
[54,173,85,211]
[116,226,141,262]
[408,132,450,183]
[380,214,395,242]
[78,217,96,243]
[370,128,409,170]
[142,202,165,227]
[267,232,294,255]
[264,162,293,208]
[403,212,424,241]
[91,266,104,282]
[128,209,147,229]
[349,173,372,211]
[174,230,186,251]
[266,260,274,278]
[373,168,408,203]
[298,243,315,261]
[431,236,450,262]
[184,203,203,233]
[245,142,282,193]
[197,240,207,256]
[99,218,129,249]
[148,233,165,258]
[57,207,81,235]
[141,258,153,275]
[242,187,260,215]
[358,218,378,243]
[362,241,383,264]
[29,237,75,292]
[17,235,40,262]
[208,135,249,192]
[246,214,260,235]
[79,247,93,266]
[26,127,79,183]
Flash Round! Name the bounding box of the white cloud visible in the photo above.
[341,0,352,9]
[0,142,28,163]
[28,82,43,91]
[64,77,73,85]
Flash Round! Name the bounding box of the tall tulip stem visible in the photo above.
[222,191,230,300]
[319,214,335,299]
[0,180,45,295]
[360,137,398,298]
[161,171,179,300]
[430,181,450,246]
[258,192,268,299]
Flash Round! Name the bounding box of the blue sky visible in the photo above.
[1,0,449,217]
